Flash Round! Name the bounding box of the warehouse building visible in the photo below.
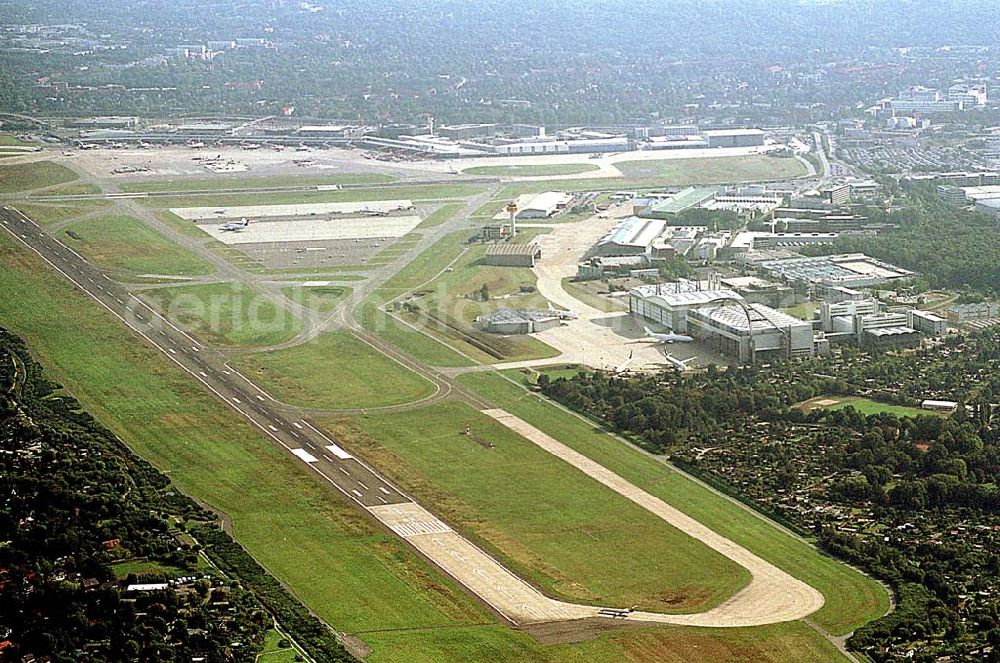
[687,303,814,362]
[514,191,574,219]
[755,254,914,289]
[484,241,542,267]
[595,217,705,257]
[704,128,766,148]
[638,187,718,218]
[629,281,742,332]
[477,309,563,334]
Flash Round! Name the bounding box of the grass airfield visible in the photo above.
[0,152,886,662]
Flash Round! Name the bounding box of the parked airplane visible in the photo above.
[187,140,206,148]
[359,208,389,217]
[641,325,694,343]
[664,353,697,372]
[219,217,250,232]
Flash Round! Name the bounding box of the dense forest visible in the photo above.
[806,184,1000,297]
[0,329,355,662]
[540,330,1000,661]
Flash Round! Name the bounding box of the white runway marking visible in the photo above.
[291,448,319,463]
[357,480,368,490]
[293,422,304,429]
[268,424,278,432]
[351,489,363,498]
[338,467,351,476]
[324,443,352,460]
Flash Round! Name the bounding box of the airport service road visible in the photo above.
[482,408,826,628]
[2,206,825,629]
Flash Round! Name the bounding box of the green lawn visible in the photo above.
[799,395,933,419]
[369,229,560,364]
[141,184,486,209]
[13,204,95,226]
[34,182,103,196]
[118,172,396,193]
[0,233,489,636]
[613,154,808,183]
[0,161,78,193]
[364,621,847,663]
[0,231,851,662]
[110,559,186,580]
[257,630,304,663]
[417,203,463,229]
[233,332,436,409]
[141,282,303,347]
[0,135,35,147]
[61,215,212,276]
[463,163,601,177]
[356,231,476,368]
[457,371,890,636]
[338,401,750,613]
[282,285,351,313]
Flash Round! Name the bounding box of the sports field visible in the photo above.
[141,282,303,347]
[0,160,78,192]
[233,331,436,409]
[798,395,934,418]
[458,371,890,636]
[61,215,212,276]
[614,154,808,182]
[463,163,601,177]
[337,401,751,613]
[0,211,853,662]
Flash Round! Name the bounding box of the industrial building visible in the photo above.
[947,302,1000,324]
[754,254,915,289]
[514,191,574,219]
[819,299,940,348]
[595,217,705,258]
[629,281,742,333]
[703,128,766,148]
[637,187,718,218]
[718,276,795,308]
[477,309,564,334]
[909,310,947,336]
[687,303,815,362]
[484,241,542,267]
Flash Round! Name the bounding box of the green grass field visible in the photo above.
[337,401,750,613]
[364,621,847,663]
[34,182,103,196]
[0,135,35,147]
[562,277,628,313]
[118,172,396,193]
[417,203,463,229]
[613,154,808,183]
[141,282,303,347]
[61,215,212,276]
[0,161,78,193]
[13,203,100,226]
[141,183,486,209]
[0,232,490,637]
[463,163,601,177]
[110,559,187,580]
[355,228,561,365]
[233,332,436,409]
[257,630,305,663]
[457,371,890,636]
[799,395,934,419]
[282,284,351,313]
[0,231,850,662]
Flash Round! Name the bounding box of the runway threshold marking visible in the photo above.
[325,443,352,459]
[291,448,319,463]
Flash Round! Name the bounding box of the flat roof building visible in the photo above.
[704,128,766,148]
[755,254,914,288]
[484,241,541,267]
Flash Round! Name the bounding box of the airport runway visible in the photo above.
[1,205,826,629]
